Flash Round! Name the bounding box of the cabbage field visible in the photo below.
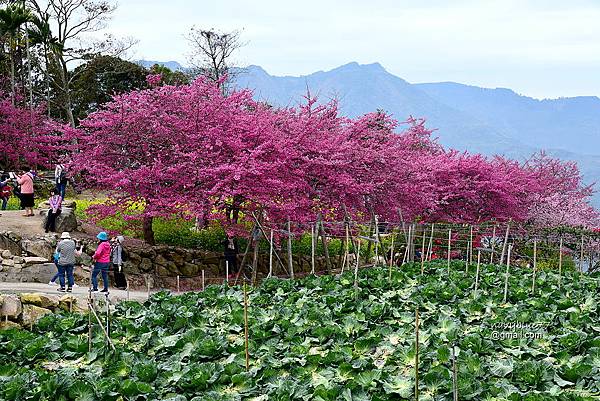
[1,261,599,401]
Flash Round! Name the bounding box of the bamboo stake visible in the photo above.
[374,215,380,265]
[579,233,585,273]
[88,301,115,351]
[268,229,273,278]
[531,239,537,294]
[447,229,452,275]
[451,345,458,401]
[410,223,416,262]
[251,216,286,273]
[402,225,412,265]
[287,221,294,279]
[226,261,229,284]
[311,224,316,275]
[243,281,250,371]
[427,223,435,261]
[503,244,513,303]
[388,233,395,282]
[420,227,426,275]
[499,223,510,265]
[105,294,110,340]
[202,270,205,291]
[344,221,350,272]
[474,249,481,296]
[354,238,361,289]
[558,236,563,289]
[88,279,92,353]
[469,225,474,265]
[415,307,420,401]
[176,275,180,294]
[490,225,497,264]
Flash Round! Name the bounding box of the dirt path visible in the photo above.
[0,210,46,235]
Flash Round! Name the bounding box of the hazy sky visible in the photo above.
[109,0,600,99]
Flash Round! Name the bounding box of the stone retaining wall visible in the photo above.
[0,230,344,288]
[0,293,88,330]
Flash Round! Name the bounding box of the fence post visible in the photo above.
[268,229,274,278]
[469,225,474,265]
[500,223,510,265]
[503,244,513,303]
[580,233,585,273]
[452,345,458,401]
[354,239,361,290]
[447,229,452,275]
[311,224,315,275]
[558,236,563,289]
[490,225,497,264]
[420,227,426,275]
[474,249,481,296]
[243,281,250,371]
[415,307,420,400]
[388,233,395,281]
[287,220,294,279]
[427,223,434,261]
[531,239,537,294]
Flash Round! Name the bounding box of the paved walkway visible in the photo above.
[0,210,46,236]
[0,282,153,303]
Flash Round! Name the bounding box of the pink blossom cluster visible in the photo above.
[0,95,66,171]
[16,78,595,236]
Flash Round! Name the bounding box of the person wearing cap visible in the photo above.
[55,232,82,292]
[91,232,111,293]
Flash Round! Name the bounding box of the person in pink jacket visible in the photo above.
[91,231,112,293]
[16,168,35,217]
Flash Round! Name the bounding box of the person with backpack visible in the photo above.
[45,189,63,233]
[111,235,127,289]
[16,168,35,217]
[55,232,83,292]
[91,232,111,293]
[54,163,68,199]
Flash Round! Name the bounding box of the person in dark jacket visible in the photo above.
[223,237,238,279]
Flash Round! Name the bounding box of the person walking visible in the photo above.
[91,232,111,293]
[45,189,63,233]
[54,163,68,199]
[54,232,82,292]
[111,235,127,289]
[16,168,35,217]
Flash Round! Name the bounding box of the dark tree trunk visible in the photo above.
[143,216,155,245]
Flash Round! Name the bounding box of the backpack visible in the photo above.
[0,185,11,198]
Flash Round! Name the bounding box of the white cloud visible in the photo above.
[107,0,600,98]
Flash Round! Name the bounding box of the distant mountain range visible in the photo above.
[136,60,187,72]
[138,60,600,206]
[232,62,600,206]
